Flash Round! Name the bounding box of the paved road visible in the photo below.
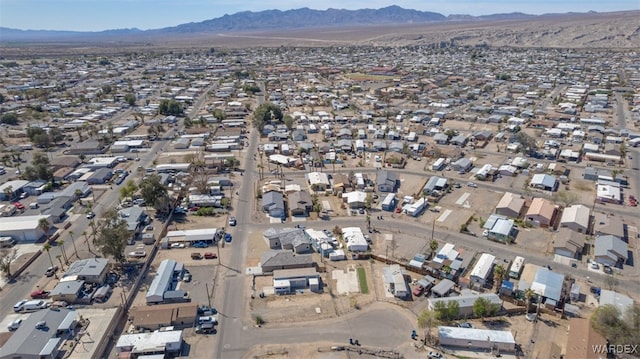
[0,137,167,318]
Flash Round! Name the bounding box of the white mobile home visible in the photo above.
[470,253,495,286]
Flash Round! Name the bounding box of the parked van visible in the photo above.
[29,202,39,209]
[21,299,49,312]
[92,285,112,303]
[0,237,16,248]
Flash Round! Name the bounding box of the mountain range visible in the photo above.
[0,6,593,42]
[1,6,638,50]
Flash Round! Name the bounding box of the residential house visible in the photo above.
[554,228,585,259]
[526,198,558,228]
[559,204,591,233]
[483,214,518,242]
[495,192,526,218]
[450,134,468,147]
[307,172,330,191]
[376,170,398,193]
[262,191,286,218]
[593,213,626,239]
[422,176,448,196]
[342,191,367,209]
[530,174,558,192]
[260,250,315,273]
[382,264,408,298]
[433,133,449,144]
[451,157,472,172]
[596,181,622,204]
[428,292,502,318]
[263,227,312,254]
[594,235,628,267]
[288,191,313,217]
[331,173,351,194]
[530,267,565,308]
[342,227,368,252]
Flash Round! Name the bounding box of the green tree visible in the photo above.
[429,240,438,258]
[139,174,171,214]
[38,218,51,242]
[493,264,506,293]
[473,297,499,320]
[22,152,53,182]
[42,243,55,268]
[516,132,538,156]
[119,179,138,200]
[0,113,19,125]
[93,208,130,263]
[283,115,294,131]
[252,102,283,132]
[0,248,18,279]
[417,310,438,345]
[124,93,136,107]
[158,99,184,116]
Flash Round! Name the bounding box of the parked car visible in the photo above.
[127,251,146,258]
[412,285,425,297]
[467,182,478,188]
[86,211,96,219]
[191,252,203,260]
[13,202,25,210]
[197,305,218,315]
[603,266,613,274]
[170,243,185,249]
[7,318,22,331]
[590,262,600,270]
[45,265,59,277]
[457,322,473,328]
[204,252,217,259]
[193,241,209,248]
[183,273,192,282]
[224,233,232,243]
[428,352,444,359]
[30,290,50,299]
[13,300,28,312]
[228,216,237,226]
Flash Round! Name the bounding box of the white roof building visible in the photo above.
[438,326,516,352]
[0,215,52,242]
[599,290,634,317]
[342,191,367,208]
[342,227,368,252]
[307,172,330,189]
[470,253,495,286]
[596,183,621,203]
[559,204,591,233]
[116,330,183,355]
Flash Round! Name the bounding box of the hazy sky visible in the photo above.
[1,0,637,31]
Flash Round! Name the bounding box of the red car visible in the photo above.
[30,290,50,299]
[412,285,425,297]
[204,252,217,259]
[13,202,25,210]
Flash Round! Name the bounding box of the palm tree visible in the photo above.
[42,243,54,268]
[493,264,506,293]
[82,230,92,253]
[38,218,51,242]
[57,240,68,264]
[429,240,438,259]
[69,230,79,259]
[55,254,64,270]
[523,288,535,314]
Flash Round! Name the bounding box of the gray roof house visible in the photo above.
[451,158,473,172]
[261,250,315,273]
[61,258,109,284]
[450,134,468,147]
[0,308,77,359]
[377,170,399,193]
[530,174,558,192]
[594,235,628,267]
[423,176,448,196]
[119,206,147,233]
[288,191,313,217]
[263,228,313,253]
[50,279,84,303]
[262,191,285,218]
[433,133,449,144]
